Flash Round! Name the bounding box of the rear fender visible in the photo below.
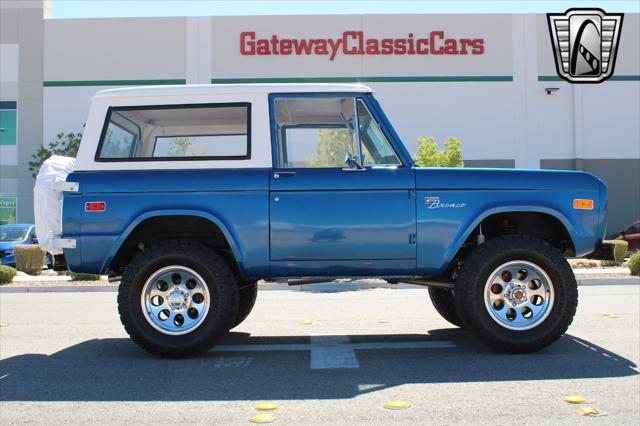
[101,209,244,274]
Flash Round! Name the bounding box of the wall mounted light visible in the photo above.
[545,87,560,95]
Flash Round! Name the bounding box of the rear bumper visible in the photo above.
[585,241,617,261]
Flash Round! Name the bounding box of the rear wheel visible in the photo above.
[428,288,463,328]
[118,240,239,358]
[454,235,577,353]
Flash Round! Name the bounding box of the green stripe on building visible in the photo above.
[211,76,513,84]
[43,79,187,87]
[538,75,640,81]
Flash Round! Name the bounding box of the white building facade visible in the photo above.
[1,1,639,234]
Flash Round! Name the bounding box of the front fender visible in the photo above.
[101,209,245,275]
[416,195,598,276]
[444,206,577,268]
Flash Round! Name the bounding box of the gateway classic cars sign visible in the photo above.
[240,31,485,61]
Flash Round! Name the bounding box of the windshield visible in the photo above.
[0,226,29,242]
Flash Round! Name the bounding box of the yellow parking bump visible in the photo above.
[255,402,278,411]
[250,413,277,423]
[0,323,8,328]
[384,401,412,410]
[604,313,620,318]
[564,395,587,404]
[299,320,312,325]
[377,320,390,324]
[576,407,608,417]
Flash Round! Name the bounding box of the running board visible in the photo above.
[272,277,454,289]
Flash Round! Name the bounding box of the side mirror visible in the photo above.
[619,230,626,237]
[343,152,365,171]
[32,237,39,244]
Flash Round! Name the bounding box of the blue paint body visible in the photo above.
[61,92,608,279]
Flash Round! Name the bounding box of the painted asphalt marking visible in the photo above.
[212,336,457,369]
[310,335,360,369]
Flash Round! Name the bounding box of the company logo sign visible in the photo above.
[240,31,484,61]
[547,8,623,83]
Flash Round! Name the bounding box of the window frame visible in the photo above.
[268,93,410,169]
[94,102,252,162]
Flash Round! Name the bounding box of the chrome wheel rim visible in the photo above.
[484,260,554,331]
[141,265,211,335]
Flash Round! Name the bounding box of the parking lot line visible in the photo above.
[212,336,458,369]
[310,335,360,369]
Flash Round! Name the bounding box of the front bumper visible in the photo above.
[585,242,617,261]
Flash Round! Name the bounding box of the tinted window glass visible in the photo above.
[274,97,359,168]
[356,100,401,166]
[101,122,136,158]
[97,104,250,161]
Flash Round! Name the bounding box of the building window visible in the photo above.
[0,101,17,146]
[96,103,251,161]
[0,197,17,225]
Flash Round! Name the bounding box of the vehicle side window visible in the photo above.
[274,97,359,168]
[273,96,400,168]
[626,224,639,234]
[101,121,136,158]
[96,103,250,161]
[356,100,401,166]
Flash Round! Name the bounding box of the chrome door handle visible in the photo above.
[273,171,296,179]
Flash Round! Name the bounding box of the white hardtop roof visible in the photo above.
[93,83,373,100]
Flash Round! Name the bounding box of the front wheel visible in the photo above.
[118,240,239,358]
[454,235,577,353]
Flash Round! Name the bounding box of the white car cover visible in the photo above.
[33,156,76,254]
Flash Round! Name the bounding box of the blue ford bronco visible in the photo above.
[35,84,611,358]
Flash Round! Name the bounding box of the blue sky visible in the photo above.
[51,1,639,19]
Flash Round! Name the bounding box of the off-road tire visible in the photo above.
[428,288,463,328]
[454,235,577,353]
[118,240,239,358]
[231,281,258,329]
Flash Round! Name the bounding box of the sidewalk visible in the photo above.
[1,274,638,293]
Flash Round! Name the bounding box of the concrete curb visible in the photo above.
[577,277,640,286]
[0,285,117,293]
[1,277,637,293]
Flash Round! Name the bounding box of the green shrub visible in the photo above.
[628,252,640,276]
[0,265,17,284]
[602,240,628,266]
[70,272,101,281]
[14,244,45,275]
[414,136,464,167]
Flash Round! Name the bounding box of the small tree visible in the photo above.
[414,136,464,167]
[28,131,83,178]
[167,136,205,157]
[306,129,351,168]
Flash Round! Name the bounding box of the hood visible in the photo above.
[0,241,19,251]
[415,167,605,192]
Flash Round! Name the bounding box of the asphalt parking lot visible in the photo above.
[1,284,638,425]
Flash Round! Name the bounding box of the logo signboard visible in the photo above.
[240,31,485,61]
[547,8,623,83]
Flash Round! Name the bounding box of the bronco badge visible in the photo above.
[425,197,466,209]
